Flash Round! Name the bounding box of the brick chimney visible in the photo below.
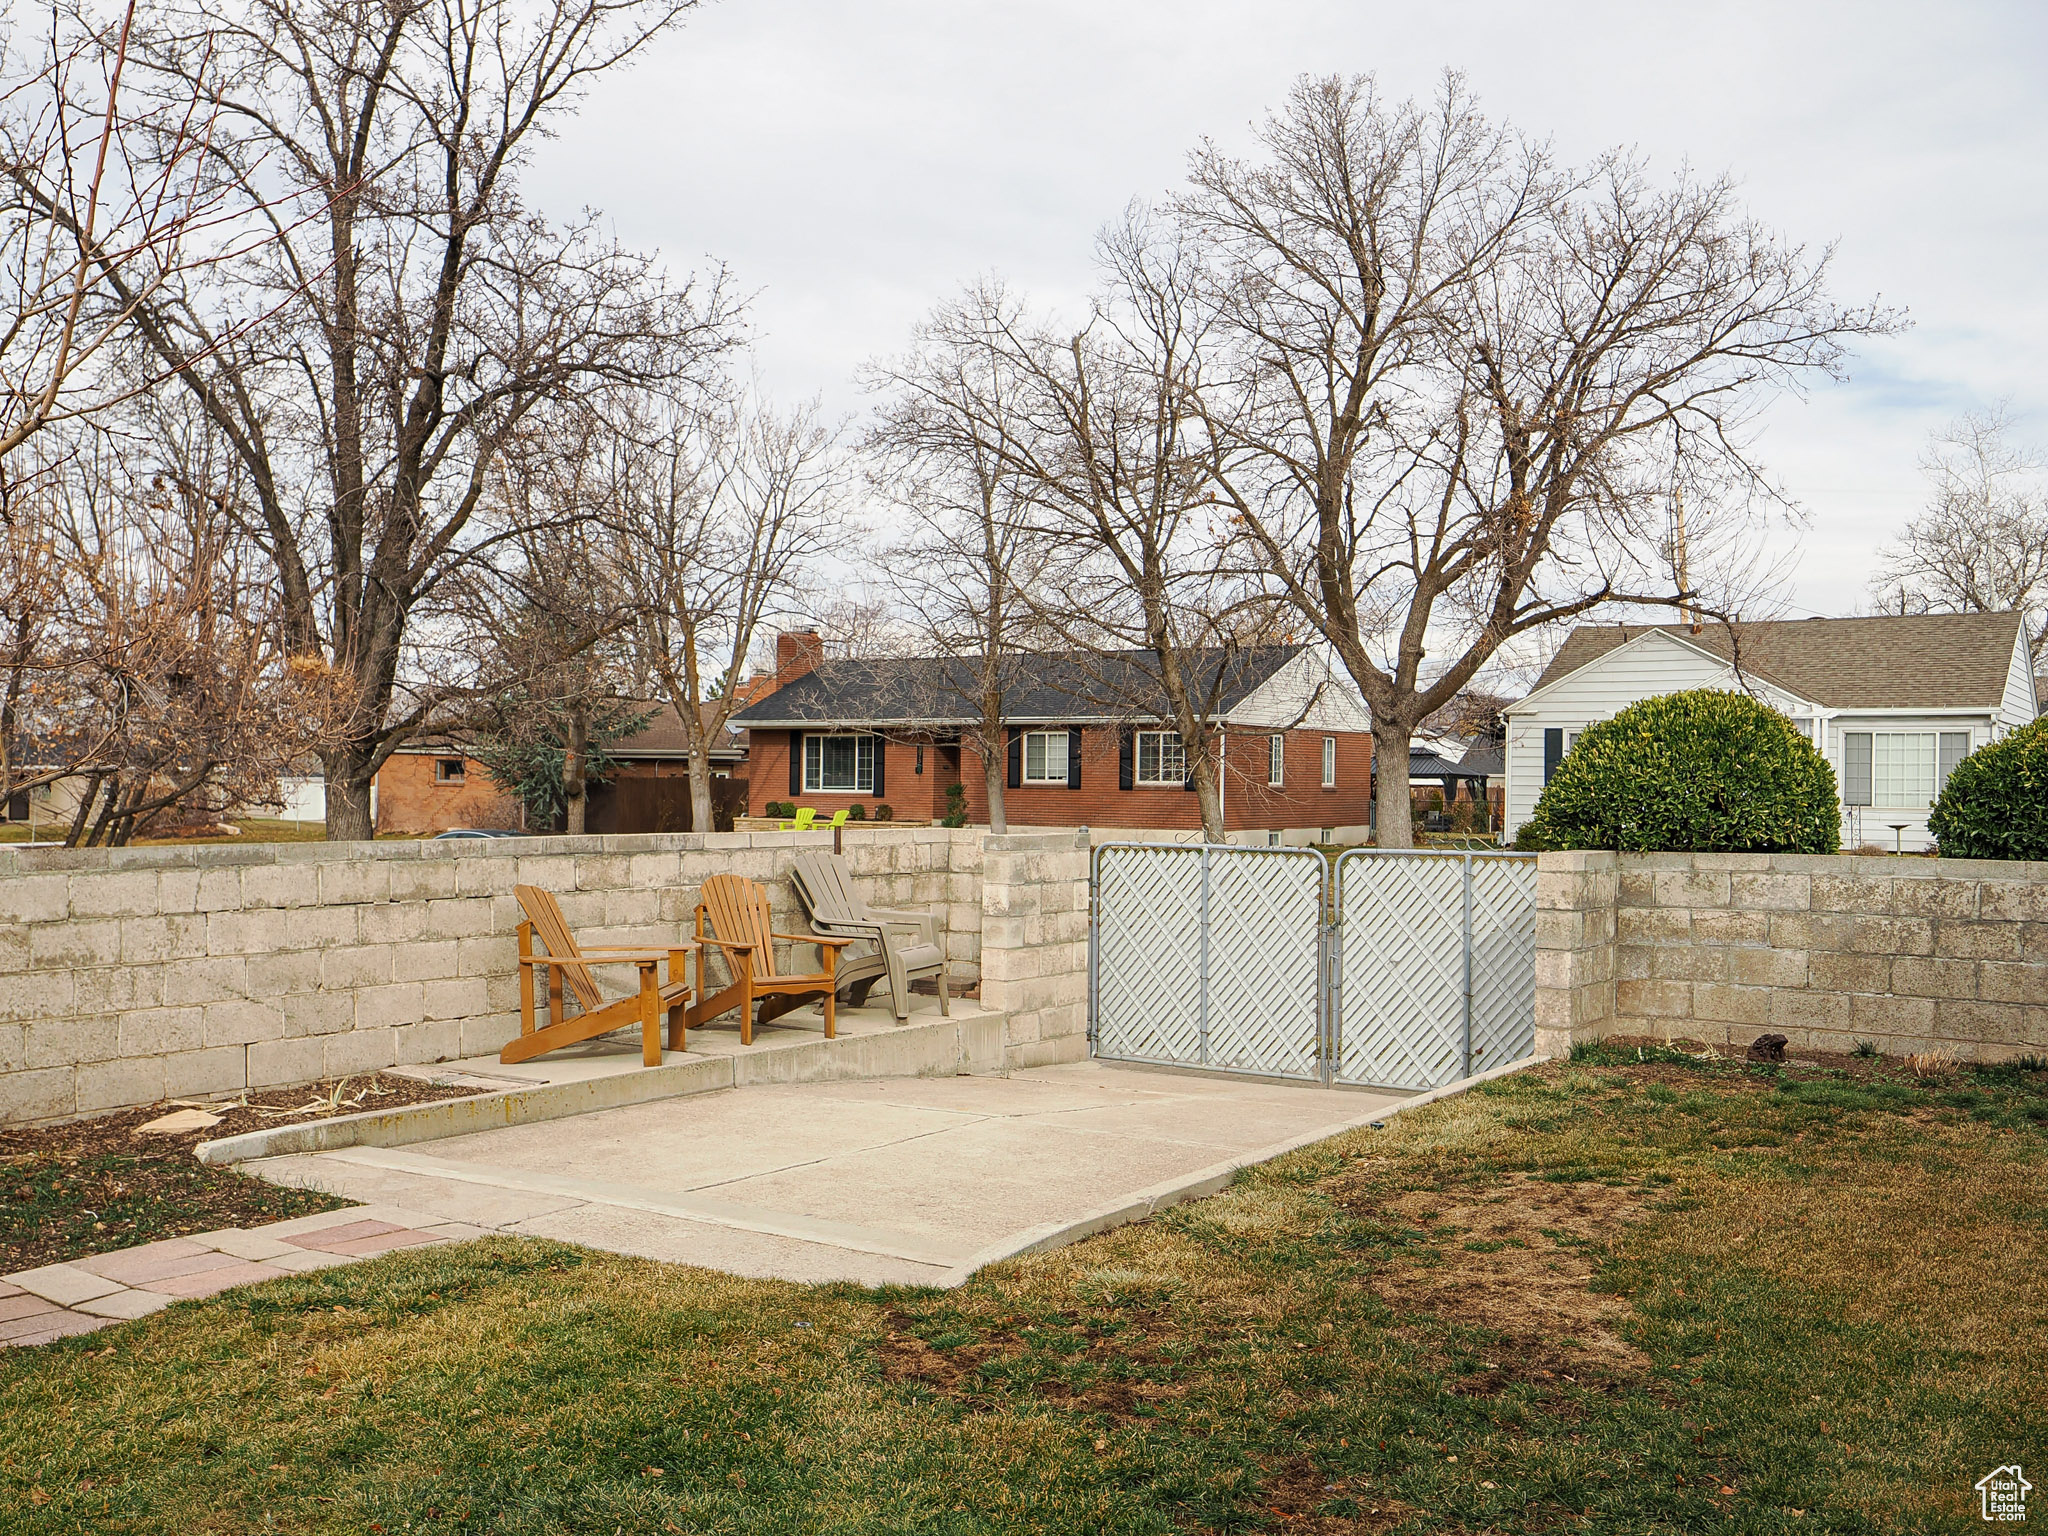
[775,627,823,685]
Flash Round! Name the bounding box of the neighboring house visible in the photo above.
[731,631,1377,843]
[372,703,750,836]
[1503,612,2039,851]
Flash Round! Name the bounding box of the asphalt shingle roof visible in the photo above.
[732,647,1303,727]
[1531,612,2025,711]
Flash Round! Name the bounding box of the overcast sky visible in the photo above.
[529,0,2047,631]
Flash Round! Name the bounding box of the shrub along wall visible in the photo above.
[1534,851,2048,1061]
[0,826,1050,1125]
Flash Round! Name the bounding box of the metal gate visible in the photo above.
[1089,842,1537,1091]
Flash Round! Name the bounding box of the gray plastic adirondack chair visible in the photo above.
[788,851,950,1020]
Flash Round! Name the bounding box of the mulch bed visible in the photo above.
[0,1073,489,1273]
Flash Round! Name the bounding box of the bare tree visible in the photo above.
[603,388,839,834]
[864,283,1050,834]
[1869,406,2048,661]
[455,429,639,834]
[888,262,1279,841]
[1166,74,1897,845]
[92,0,734,838]
[0,0,236,465]
[10,417,316,845]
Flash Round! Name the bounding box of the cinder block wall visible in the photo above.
[977,830,1093,1069]
[1532,851,1619,1058]
[1534,851,2047,1061]
[0,826,998,1125]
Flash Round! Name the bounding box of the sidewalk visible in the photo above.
[0,1205,478,1347]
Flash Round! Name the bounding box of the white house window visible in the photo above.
[1842,731,1972,808]
[1322,736,1337,788]
[1134,730,1185,786]
[1268,734,1285,787]
[1022,730,1069,784]
[803,733,875,792]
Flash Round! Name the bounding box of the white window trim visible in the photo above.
[1134,730,1185,787]
[1022,729,1070,785]
[1321,736,1336,788]
[1268,734,1284,787]
[802,732,876,793]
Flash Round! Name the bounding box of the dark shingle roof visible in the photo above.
[1456,741,1505,777]
[733,647,1303,727]
[1530,613,2025,711]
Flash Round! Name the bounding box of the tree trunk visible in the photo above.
[562,701,590,835]
[1192,752,1225,844]
[687,753,714,835]
[1373,720,1415,849]
[981,734,1008,834]
[321,749,377,841]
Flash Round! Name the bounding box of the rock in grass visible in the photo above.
[1746,1034,1788,1064]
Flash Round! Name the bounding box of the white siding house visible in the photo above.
[1503,613,2038,851]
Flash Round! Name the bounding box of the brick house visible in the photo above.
[731,633,1376,843]
[371,702,750,836]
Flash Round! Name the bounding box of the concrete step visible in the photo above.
[196,1005,1005,1166]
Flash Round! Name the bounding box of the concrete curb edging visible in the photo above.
[196,1013,1006,1167]
[935,1052,1551,1288]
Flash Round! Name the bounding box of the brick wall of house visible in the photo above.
[373,752,522,836]
[750,726,1375,833]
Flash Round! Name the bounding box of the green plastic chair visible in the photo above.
[779,807,817,831]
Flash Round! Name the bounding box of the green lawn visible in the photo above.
[3,1049,2042,1533]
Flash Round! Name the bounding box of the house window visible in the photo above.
[1321,737,1336,788]
[1268,734,1285,787]
[1134,730,1185,786]
[1022,730,1070,784]
[435,759,465,784]
[803,733,876,792]
[1841,731,1972,809]
[915,745,925,775]
[1938,731,1971,793]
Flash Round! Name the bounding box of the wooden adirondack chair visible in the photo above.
[789,851,949,1021]
[503,885,694,1067]
[686,873,852,1044]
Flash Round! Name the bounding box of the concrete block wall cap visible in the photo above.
[937,1052,1547,1287]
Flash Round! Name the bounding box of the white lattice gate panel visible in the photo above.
[1334,853,1466,1090]
[1468,857,1538,1072]
[1201,849,1325,1079]
[1092,845,1205,1066]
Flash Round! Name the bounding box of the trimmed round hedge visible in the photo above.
[1927,716,2048,860]
[1518,689,1840,853]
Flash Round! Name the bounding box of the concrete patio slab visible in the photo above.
[242,1060,1418,1286]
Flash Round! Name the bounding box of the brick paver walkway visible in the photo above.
[0,1205,481,1347]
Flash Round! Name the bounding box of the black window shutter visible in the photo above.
[1067,727,1082,788]
[789,733,803,797]
[1118,728,1134,790]
[1007,727,1023,789]
[871,735,886,799]
[1542,728,1563,786]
